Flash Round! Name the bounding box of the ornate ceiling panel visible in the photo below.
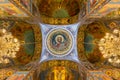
[0,0,120,80]
[80,21,120,69]
[87,0,102,13]
[35,0,80,18]
[0,0,28,18]
[103,8,120,19]
[0,21,42,69]
[89,0,120,18]
[32,0,82,24]
[16,0,31,11]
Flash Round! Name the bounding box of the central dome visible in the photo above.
[37,0,80,18]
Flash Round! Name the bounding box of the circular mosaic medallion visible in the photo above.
[46,28,73,56]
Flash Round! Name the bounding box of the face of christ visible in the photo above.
[55,35,64,44]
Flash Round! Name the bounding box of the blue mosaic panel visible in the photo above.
[39,23,80,63]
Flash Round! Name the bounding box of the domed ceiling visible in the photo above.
[36,0,80,18]
[0,20,42,66]
[1,0,120,80]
